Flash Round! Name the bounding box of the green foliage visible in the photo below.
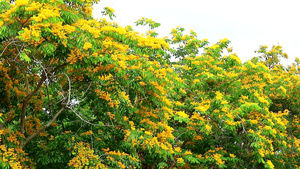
[1,0,300,169]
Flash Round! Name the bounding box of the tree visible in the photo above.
[1,0,300,168]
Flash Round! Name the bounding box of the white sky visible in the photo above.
[93,0,300,65]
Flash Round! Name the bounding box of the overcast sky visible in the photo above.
[93,0,300,65]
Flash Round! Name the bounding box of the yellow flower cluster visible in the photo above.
[31,5,61,22]
[19,27,41,42]
[68,142,107,169]
[106,6,115,12]
[15,0,28,6]
[83,42,92,50]
[25,2,43,11]
[213,153,224,165]
[0,145,23,169]
[176,111,189,118]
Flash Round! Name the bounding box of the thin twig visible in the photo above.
[237,114,247,133]
[21,107,65,148]
[36,60,53,116]
[74,121,84,136]
[63,73,71,105]
[90,126,94,149]
[68,108,114,127]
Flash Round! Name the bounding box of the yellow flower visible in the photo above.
[176,111,189,118]
[139,81,146,86]
[64,25,76,34]
[209,44,219,50]
[213,153,224,165]
[279,86,287,95]
[227,47,233,52]
[250,120,258,124]
[102,148,110,152]
[229,154,236,158]
[83,42,92,50]
[266,160,274,169]
[202,38,208,42]
[106,7,115,12]
[221,100,228,105]
[25,2,43,11]
[145,131,152,136]
[215,91,223,100]
[179,88,186,94]
[225,120,236,126]
[258,149,265,157]
[174,147,182,152]
[205,124,212,131]
[129,121,135,130]
[15,0,29,6]
[123,116,128,121]
[193,79,200,84]
[194,135,203,140]
[177,158,184,164]
[264,126,272,130]
[220,38,228,43]
[248,129,254,133]
[183,150,192,155]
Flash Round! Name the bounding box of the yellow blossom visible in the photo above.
[229,154,236,158]
[215,91,223,100]
[183,150,192,155]
[279,86,287,95]
[193,79,200,84]
[123,116,128,121]
[213,153,224,165]
[174,147,181,152]
[176,111,189,118]
[248,129,254,133]
[209,44,219,50]
[205,124,212,131]
[83,42,92,50]
[106,7,115,12]
[250,120,258,124]
[220,38,228,43]
[264,126,272,130]
[227,47,233,52]
[177,158,184,164]
[145,131,152,136]
[139,81,146,86]
[266,160,274,169]
[221,100,228,105]
[15,0,29,6]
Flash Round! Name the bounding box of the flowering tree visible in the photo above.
[0,0,300,168]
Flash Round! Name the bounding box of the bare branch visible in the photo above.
[68,108,113,127]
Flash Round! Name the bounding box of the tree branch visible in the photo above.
[21,107,65,148]
[68,108,114,127]
[20,63,67,134]
[20,72,46,134]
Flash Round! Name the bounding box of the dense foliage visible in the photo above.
[1,0,300,168]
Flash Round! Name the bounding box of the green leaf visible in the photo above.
[20,52,31,63]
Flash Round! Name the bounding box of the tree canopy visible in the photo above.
[1,0,300,168]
